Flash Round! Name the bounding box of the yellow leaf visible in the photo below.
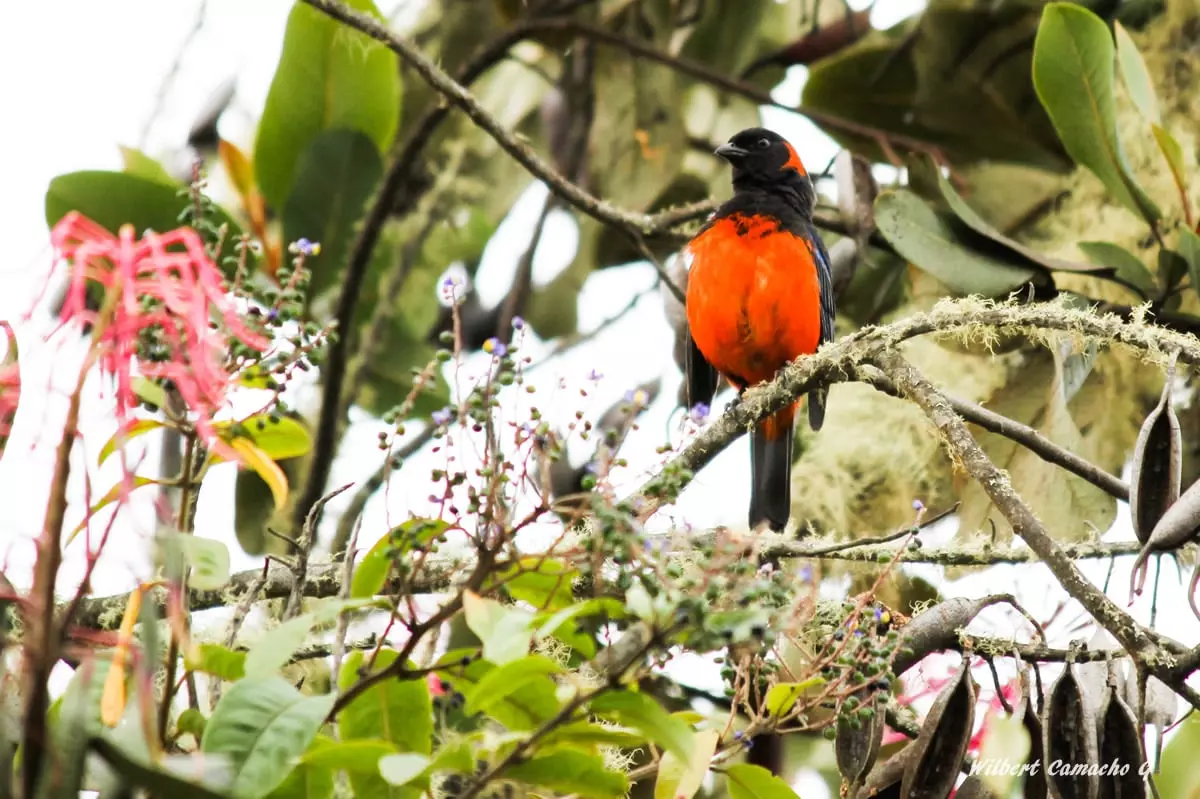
[229,437,288,510]
[655,729,719,799]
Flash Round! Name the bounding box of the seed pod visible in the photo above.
[1129,354,1182,544]
[853,744,912,799]
[1017,670,1049,799]
[1096,687,1146,799]
[892,595,1016,677]
[1129,477,1200,597]
[957,776,1000,799]
[1044,664,1099,799]
[901,655,977,799]
[837,692,885,785]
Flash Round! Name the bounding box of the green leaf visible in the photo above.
[933,168,1103,276]
[1032,3,1160,222]
[976,712,1031,797]
[300,739,398,773]
[506,751,629,799]
[588,691,694,761]
[176,708,208,741]
[1159,711,1200,797]
[132,377,168,409]
[438,655,559,732]
[463,655,563,717]
[1079,241,1157,298]
[1113,21,1159,123]
[378,753,431,787]
[186,643,247,682]
[874,190,1039,296]
[352,519,451,598]
[338,649,433,754]
[45,171,242,240]
[462,591,535,665]
[265,736,336,799]
[174,534,232,591]
[119,146,177,186]
[1177,227,1200,301]
[202,677,335,799]
[90,738,230,799]
[245,598,373,678]
[216,415,312,462]
[655,728,719,799]
[284,130,384,306]
[542,721,646,752]
[98,419,165,467]
[764,678,825,718]
[724,763,800,799]
[495,558,578,611]
[1152,125,1190,216]
[254,0,400,209]
[534,597,625,656]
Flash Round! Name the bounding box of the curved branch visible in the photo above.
[625,298,1199,519]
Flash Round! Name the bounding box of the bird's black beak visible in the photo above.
[714,142,749,161]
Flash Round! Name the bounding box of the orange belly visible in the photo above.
[685,215,822,389]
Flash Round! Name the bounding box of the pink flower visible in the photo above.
[50,212,268,460]
[883,656,1023,756]
[426,672,445,696]
[0,322,19,452]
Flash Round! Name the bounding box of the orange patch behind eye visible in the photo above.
[782,142,807,175]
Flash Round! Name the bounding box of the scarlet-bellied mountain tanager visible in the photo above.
[683,127,835,533]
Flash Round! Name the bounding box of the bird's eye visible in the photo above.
[757,137,771,149]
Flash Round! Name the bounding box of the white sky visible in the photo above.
[2,2,1197,795]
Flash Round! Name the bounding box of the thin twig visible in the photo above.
[285,483,354,621]
[860,366,1129,501]
[331,515,363,705]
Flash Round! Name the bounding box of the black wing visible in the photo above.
[684,328,720,413]
[805,220,836,431]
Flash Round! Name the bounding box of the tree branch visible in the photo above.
[859,365,1129,501]
[875,350,1196,709]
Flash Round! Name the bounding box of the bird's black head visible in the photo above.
[715,127,814,212]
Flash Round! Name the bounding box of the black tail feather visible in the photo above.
[808,385,827,431]
[749,421,793,532]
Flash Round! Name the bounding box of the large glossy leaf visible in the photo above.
[119,146,176,186]
[245,598,374,678]
[506,751,629,799]
[337,649,433,754]
[283,130,384,305]
[265,736,336,799]
[336,650,430,799]
[874,190,1039,297]
[254,0,399,209]
[45,171,242,240]
[908,3,1067,168]
[201,677,335,799]
[462,591,535,665]
[654,728,719,799]
[1114,21,1159,123]
[213,415,313,463]
[958,348,1117,544]
[802,14,1066,169]
[1032,3,1160,222]
[724,764,800,799]
[462,655,563,717]
[588,691,694,761]
[1079,241,1157,298]
[438,655,559,731]
[933,169,1105,276]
